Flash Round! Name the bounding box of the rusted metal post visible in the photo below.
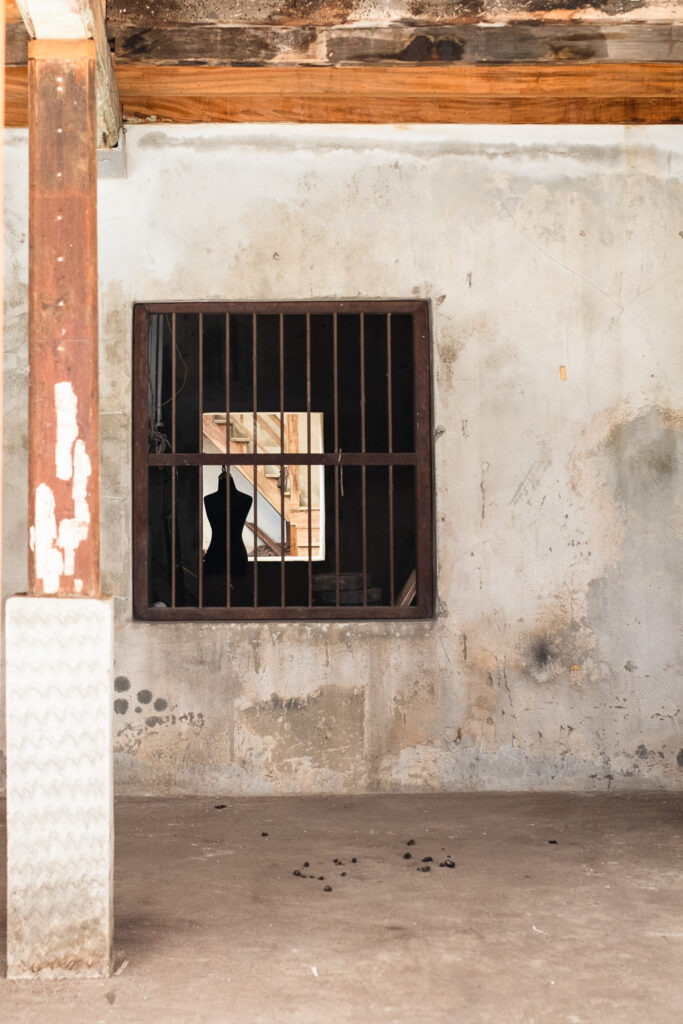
[28,38,100,596]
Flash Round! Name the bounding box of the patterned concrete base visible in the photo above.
[5,596,114,978]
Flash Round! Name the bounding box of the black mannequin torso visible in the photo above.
[203,474,253,577]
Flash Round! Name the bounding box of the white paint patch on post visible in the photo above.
[32,385,92,588]
[71,437,91,522]
[5,595,114,978]
[57,438,92,575]
[31,482,63,593]
[55,380,78,480]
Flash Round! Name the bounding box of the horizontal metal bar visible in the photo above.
[148,452,418,466]
[137,604,431,621]
[137,300,428,316]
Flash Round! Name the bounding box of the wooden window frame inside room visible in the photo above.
[132,301,434,622]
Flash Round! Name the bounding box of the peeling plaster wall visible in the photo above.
[3,124,682,795]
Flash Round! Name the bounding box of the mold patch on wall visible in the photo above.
[235,685,366,786]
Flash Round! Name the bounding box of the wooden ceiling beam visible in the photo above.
[6,62,683,125]
[105,21,683,67]
[15,0,120,146]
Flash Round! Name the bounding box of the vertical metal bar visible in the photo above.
[133,305,150,617]
[387,313,394,605]
[171,313,176,608]
[279,314,285,607]
[225,313,231,608]
[306,314,312,607]
[198,313,203,608]
[171,313,177,454]
[412,303,434,615]
[333,313,340,608]
[360,313,367,607]
[252,313,258,608]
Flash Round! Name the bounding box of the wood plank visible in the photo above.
[28,39,100,596]
[113,63,683,97]
[104,0,683,28]
[108,21,683,66]
[120,93,683,124]
[6,62,683,126]
[6,20,28,64]
[111,24,318,64]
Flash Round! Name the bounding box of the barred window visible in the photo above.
[133,302,433,620]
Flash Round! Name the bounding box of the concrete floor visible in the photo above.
[1,793,682,1023]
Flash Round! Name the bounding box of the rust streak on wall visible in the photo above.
[28,39,100,596]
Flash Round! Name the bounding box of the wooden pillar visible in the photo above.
[28,38,99,596]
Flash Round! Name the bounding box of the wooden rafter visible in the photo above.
[6,62,683,125]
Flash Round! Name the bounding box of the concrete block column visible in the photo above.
[5,596,114,978]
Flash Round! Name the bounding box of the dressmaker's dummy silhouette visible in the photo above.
[203,470,253,604]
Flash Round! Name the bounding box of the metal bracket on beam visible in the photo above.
[97,127,127,178]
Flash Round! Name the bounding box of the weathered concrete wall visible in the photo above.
[3,124,682,794]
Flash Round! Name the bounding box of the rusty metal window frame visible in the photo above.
[133,301,434,621]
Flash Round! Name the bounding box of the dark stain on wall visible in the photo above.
[677,750,683,768]
[114,675,130,692]
[154,698,168,711]
[530,637,556,669]
[114,699,129,715]
[137,689,153,704]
